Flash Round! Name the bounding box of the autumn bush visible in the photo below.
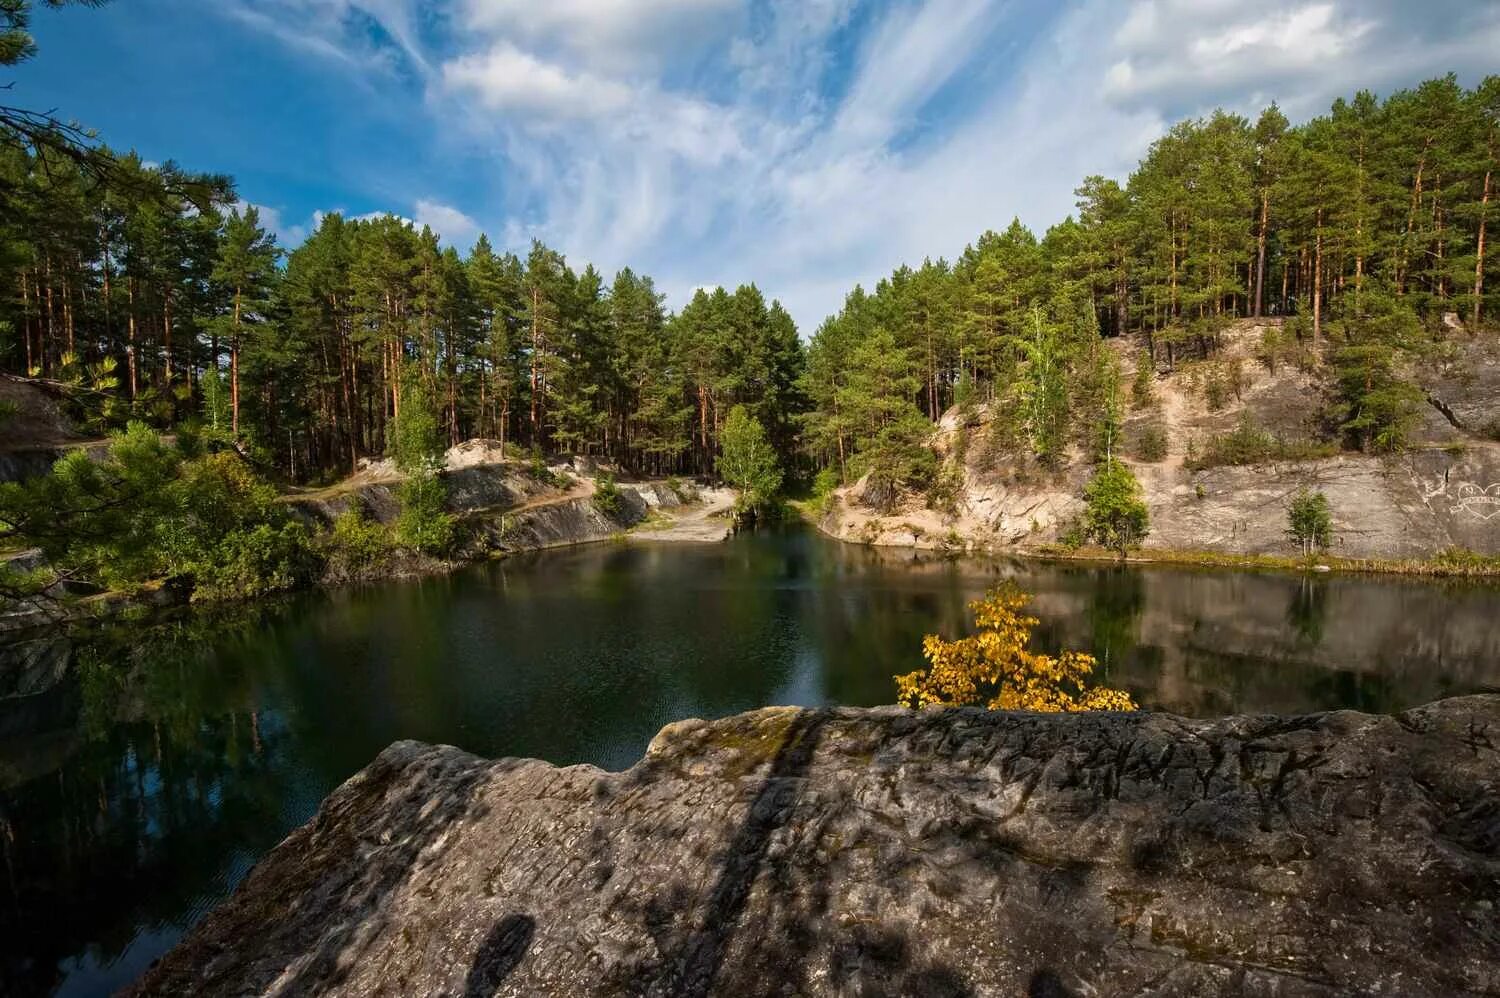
[895,583,1136,713]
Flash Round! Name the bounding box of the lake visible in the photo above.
[3,528,1499,996]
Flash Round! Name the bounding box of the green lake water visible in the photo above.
[3,528,1498,995]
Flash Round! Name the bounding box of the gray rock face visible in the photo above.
[129,697,1500,997]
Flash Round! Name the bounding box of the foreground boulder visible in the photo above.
[130,697,1500,997]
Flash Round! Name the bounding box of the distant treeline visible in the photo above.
[0,72,1495,487]
[804,74,1500,483]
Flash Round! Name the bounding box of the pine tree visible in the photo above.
[211,205,279,437]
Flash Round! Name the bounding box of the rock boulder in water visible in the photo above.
[128,697,1500,996]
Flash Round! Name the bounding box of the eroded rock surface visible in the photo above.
[820,320,1500,558]
[129,697,1500,997]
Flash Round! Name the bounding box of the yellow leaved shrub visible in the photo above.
[895,583,1136,713]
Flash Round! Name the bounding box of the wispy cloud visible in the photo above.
[442,44,634,119]
[414,198,481,247]
[220,0,1499,330]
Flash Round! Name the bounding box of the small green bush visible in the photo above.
[594,472,623,516]
[1286,488,1333,556]
[1082,460,1150,556]
[396,474,455,555]
[1131,351,1155,409]
[191,522,318,602]
[325,508,391,571]
[528,446,556,485]
[1188,416,1338,470]
[805,466,841,517]
[927,463,965,518]
[1204,370,1230,411]
[661,475,702,504]
[1133,423,1168,462]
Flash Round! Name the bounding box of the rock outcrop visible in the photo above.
[129,696,1500,997]
[820,320,1500,559]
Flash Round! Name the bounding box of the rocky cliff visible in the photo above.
[287,440,692,557]
[821,320,1500,559]
[128,695,1500,997]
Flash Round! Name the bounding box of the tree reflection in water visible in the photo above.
[1,529,1498,994]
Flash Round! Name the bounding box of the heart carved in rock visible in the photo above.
[1449,482,1500,521]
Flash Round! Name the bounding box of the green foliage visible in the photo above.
[1187,415,1339,470]
[1130,350,1155,408]
[390,366,445,475]
[717,405,783,517]
[927,462,965,518]
[387,367,455,555]
[1019,307,1069,464]
[1203,365,1230,411]
[1287,488,1333,556]
[1256,325,1316,374]
[1080,345,1123,462]
[0,422,317,599]
[1082,460,1150,556]
[857,409,937,512]
[666,475,700,503]
[526,446,556,484]
[804,466,842,517]
[324,507,392,574]
[395,473,454,556]
[190,521,317,602]
[1132,422,1168,462]
[953,369,977,411]
[199,365,232,441]
[1328,285,1425,453]
[593,472,622,517]
[0,0,104,67]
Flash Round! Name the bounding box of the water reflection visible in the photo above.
[2,529,1499,995]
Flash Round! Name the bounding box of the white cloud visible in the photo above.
[234,201,319,246]
[1102,0,1500,118]
[230,0,1500,332]
[221,0,418,76]
[830,0,996,148]
[414,199,481,247]
[459,0,744,72]
[442,44,633,119]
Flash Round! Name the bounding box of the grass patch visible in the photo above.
[1031,543,1500,579]
[1187,416,1340,471]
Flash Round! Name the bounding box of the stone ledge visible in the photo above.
[127,696,1500,996]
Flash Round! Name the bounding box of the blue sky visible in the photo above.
[12,0,1500,330]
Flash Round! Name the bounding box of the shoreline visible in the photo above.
[1021,543,1500,580]
[0,487,739,637]
[796,503,1500,582]
[9,495,1496,640]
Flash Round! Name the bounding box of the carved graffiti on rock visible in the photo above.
[1449,483,1500,521]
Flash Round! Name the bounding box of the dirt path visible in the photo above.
[628,487,736,542]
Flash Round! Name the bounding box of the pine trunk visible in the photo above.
[231,286,242,436]
[1313,210,1324,345]
[1476,165,1492,332]
[1254,189,1268,319]
[127,279,138,400]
